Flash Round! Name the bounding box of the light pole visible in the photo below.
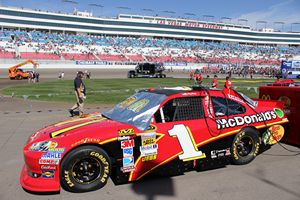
[141,8,154,16]
[238,19,248,26]
[184,12,196,19]
[162,10,176,18]
[291,22,300,32]
[61,0,78,13]
[256,21,267,30]
[203,15,214,22]
[116,6,131,15]
[88,4,104,17]
[273,21,284,32]
[221,17,232,24]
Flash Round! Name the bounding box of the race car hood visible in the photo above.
[26,113,134,145]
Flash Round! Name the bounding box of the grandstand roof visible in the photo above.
[0,6,300,45]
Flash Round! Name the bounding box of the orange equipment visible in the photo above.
[8,59,39,80]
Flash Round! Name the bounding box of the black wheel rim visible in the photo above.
[72,157,101,184]
[236,136,254,157]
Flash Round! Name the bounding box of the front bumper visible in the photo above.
[20,165,60,192]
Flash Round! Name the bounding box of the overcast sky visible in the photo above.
[1,0,300,31]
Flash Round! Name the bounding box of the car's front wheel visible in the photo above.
[60,145,111,193]
[230,127,260,165]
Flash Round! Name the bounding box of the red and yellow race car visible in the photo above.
[20,86,288,193]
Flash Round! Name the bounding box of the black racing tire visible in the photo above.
[60,145,111,193]
[16,74,23,80]
[230,127,260,165]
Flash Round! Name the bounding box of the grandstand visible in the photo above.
[0,6,300,66]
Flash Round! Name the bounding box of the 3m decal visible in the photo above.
[262,125,285,145]
[216,111,277,130]
[168,124,206,161]
[121,139,135,149]
[118,128,135,136]
[42,170,54,178]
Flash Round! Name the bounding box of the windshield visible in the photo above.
[103,91,167,131]
[238,92,258,107]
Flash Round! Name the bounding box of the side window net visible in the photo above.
[155,97,204,123]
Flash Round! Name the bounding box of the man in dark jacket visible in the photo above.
[69,71,86,116]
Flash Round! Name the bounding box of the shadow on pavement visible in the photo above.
[131,177,175,200]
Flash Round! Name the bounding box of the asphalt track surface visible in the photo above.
[0,69,299,200]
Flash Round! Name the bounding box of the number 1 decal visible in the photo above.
[168,124,206,161]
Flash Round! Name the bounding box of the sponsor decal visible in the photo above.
[41,165,57,170]
[71,138,101,147]
[47,148,65,153]
[119,96,137,108]
[118,128,135,136]
[227,94,245,105]
[64,171,74,187]
[118,136,131,141]
[42,170,54,178]
[39,159,59,165]
[274,108,284,118]
[142,154,157,162]
[261,95,271,100]
[262,125,285,145]
[210,148,231,159]
[216,111,277,130]
[140,144,158,156]
[146,124,157,132]
[123,148,133,157]
[141,132,156,146]
[90,152,110,183]
[41,152,62,159]
[278,96,291,108]
[29,141,58,152]
[121,156,135,173]
[121,139,135,149]
[128,99,149,113]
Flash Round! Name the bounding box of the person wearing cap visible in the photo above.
[69,71,86,116]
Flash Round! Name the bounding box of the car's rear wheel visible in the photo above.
[230,127,260,165]
[16,74,23,80]
[60,145,111,193]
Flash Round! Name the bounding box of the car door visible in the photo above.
[129,96,212,181]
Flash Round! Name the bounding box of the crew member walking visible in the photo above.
[69,71,86,116]
[224,76,232,89]
[211,75,218,88]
